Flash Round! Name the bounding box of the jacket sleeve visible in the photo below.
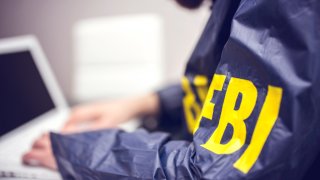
[156,84,184,134]
[51,0,320,179]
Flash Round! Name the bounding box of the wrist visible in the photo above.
[127,93,160,119]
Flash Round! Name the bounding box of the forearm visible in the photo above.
[51,129,195,179]
[122,92,160,119]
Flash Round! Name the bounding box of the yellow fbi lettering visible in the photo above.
[197,74,283,174]
[182,76,208,133]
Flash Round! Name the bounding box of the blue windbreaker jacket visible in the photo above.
[51,0,320,179]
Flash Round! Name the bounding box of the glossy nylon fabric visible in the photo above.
[51,0,320,179]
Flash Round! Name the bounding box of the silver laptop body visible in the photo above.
[0,36,69,179]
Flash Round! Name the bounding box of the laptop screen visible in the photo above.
[0,50,55,136]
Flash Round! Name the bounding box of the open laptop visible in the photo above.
[0,36,69,179]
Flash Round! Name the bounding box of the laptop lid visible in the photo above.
[0,35,68,137]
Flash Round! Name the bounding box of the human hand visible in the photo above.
[62,94,159,133]
[62,100,134,133]
[22,133,57,170]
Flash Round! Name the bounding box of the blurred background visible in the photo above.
[0,0,210,104]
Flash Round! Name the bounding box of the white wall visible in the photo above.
[0,0,210,103]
